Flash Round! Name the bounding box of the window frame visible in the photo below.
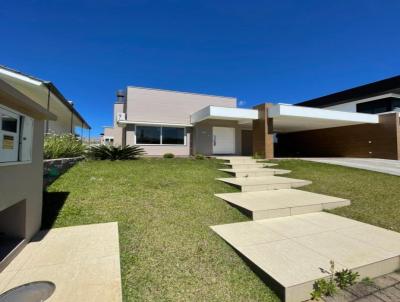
[134,125,187,146]
[0,105,33,166]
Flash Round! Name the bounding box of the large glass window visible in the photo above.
[135,125,185,145]
[162,127,184,144]
[136,126,161,144]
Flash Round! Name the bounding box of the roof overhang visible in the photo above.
[190,106,258,124]
[0,78,56,120]
[269,104,379,133]
[0,65,91,129]
[117,120,193,127]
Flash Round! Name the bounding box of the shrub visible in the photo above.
[163,153,175,158]
[89,145,145,160]
[195,154,205,160]
[335,269,359,289]
[44,134,86,159]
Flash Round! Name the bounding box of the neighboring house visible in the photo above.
[0,77,56,271]
[0,65,91,136]
[105,76,400,160]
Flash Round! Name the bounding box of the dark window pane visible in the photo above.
[2,115,18,133]
[162,127,184,144]
[136,126,161,144]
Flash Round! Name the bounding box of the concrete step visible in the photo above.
[215,156,256,163]
[211,212,400,302]
[217,176,312,192]
[218,168,291,177]
[215,189,350,220]
[222,162,277,169]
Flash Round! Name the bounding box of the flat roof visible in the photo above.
[128,85,237,100]
[296,75,400,108]
[269,104,379,133]
[190,106,258,124]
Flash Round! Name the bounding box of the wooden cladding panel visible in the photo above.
[252,103,274,159]
[277,112,400,160]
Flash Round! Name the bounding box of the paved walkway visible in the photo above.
[324,272,400,301]
[213,156,400,302]
[299,158,400,176]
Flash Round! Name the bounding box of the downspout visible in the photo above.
[88,129,91,146]
[81,122,84,141]
[70,105,74,134]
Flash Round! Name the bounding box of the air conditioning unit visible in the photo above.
[117,113,126,121]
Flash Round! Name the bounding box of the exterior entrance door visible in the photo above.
[241,130,253,156]
[212,127,235,154]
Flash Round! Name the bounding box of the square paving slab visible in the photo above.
[215,189,350,219]
[218,167,291,177]
[211,213,400,302]
[217,176,312,192]
[0,222,122,302]
[222,162,277,169]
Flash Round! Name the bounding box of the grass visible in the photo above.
[44,158,400,301]
[45,158,280,302]
[274,159,400,232]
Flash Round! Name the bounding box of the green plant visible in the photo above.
[163,153,175,158]
[89,145,145,160]
[311,278,337,300]
[195,154,205,160]
[44,134,86,159]
[335,269,359,289]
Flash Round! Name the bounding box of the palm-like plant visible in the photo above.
[89,145,145,160]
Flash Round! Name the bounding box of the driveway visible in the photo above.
[300,158,400,176]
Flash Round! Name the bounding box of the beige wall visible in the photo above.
[104,126,124,146]
[0,119,44,240]
[125,125,191,156]
[126,87,237,124]
[192,120,251,155]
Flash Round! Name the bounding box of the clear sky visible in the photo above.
[1,1,399,136]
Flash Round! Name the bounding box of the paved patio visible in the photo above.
[0,222,122,302]
[299,158,400,176]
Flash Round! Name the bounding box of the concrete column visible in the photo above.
[252,103,274,159]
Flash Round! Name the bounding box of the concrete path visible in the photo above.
[215,189,350,220]
[299,158,400,176]
[0,222,122,302]
[217,176,312,192]
[218,167,291,177]
[212,156,400,302]
[211,213,400,302]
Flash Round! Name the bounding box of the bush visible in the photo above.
[195,154,205,160]
[163,153,175,158]
[89,145,145,160]
[44,134,86,159]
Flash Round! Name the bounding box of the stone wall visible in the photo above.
[43,156,84,188]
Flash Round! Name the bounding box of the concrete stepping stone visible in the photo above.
[217,176,312,192]
[215,156,257,163]
[215,189,350,219]
[222,162,277,169]
[211,212,400,302]
[218,167,291,177]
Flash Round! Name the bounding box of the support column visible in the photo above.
[252,103,274,159]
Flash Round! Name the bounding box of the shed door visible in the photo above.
[212,127,235,154]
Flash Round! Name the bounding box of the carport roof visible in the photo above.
[269,104,379,133]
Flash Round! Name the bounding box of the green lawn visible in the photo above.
[44,158,400,301]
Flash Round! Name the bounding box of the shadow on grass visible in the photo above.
[41,191,69,230]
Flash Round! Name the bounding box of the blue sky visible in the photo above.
[1,1,399,136]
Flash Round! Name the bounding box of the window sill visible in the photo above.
[0,161,32,167]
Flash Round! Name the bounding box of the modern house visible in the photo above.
[0,65,91,136]
[0,76,56,271]
[105,76,400,160]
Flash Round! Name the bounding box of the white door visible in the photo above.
[0,107,20,163]
[213,127,235,154]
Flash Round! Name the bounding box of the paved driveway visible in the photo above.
[300,158,400,176]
